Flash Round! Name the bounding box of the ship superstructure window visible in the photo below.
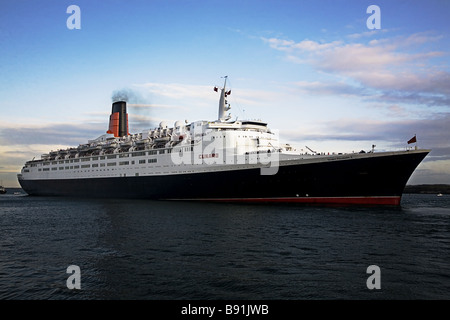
[119,154,129,158]
[81,165,90,168]
[132,152,146,157]
[139,160,145,164]
[148,150,157,155]
[107,155,117,159]
[148,159,157,163]
[81,158,90,162]
[92,164,99,167]
[119,161,129,166]
[107,162,116,166]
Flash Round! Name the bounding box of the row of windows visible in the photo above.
[37,150,171,165]
[37,158,158,171]
[30,146,206,169]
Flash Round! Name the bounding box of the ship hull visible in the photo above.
[18,149,429,206]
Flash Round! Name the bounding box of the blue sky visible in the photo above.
[1,0,450,187]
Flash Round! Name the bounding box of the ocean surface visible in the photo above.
[1,190,449,300]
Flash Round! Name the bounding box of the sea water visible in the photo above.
[1,191,449,300]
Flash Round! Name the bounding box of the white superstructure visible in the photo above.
[18,78,289,181]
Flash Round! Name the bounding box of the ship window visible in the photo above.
[81,164,90,168]
[59,167,64,170]
[119,154,129,158]
[81,158,90,162]
[74,165,79,169]
[92,164,99,167]
[100,163,105,167]
[148,150,157,155]
[107,155,117,159]
[132,152,146,157]
[100,156,106,160]
[74,159,79,162]
[139,160,145,164]
[119,161,129,166]
[43,168,50,171]
[65,166,69,169]
[59,161,64,164]
[92,157,98,160]
[148,158,157,163]
[107,162,116,167]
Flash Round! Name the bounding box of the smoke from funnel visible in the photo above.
[111,88,155,131]
[112,88,140,103]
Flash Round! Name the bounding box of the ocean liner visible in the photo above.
[18,77,429,205]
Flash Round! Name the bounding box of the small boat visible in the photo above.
[437,193,443,197]
[0,185,6,194]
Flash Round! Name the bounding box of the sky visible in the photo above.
[1,0,450,187]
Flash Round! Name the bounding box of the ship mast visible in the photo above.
[217,76,231,122]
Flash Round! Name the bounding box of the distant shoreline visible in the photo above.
[2,185,450,196]
[404,184,450,194]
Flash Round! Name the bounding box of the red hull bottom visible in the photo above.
[182,196,402,206]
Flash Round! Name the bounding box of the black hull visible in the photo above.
[18,150,429,205]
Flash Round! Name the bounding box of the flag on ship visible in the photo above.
[407,135,417,144]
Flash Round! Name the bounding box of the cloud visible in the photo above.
[136,82,215,103]
[262,32,450,108]
[347,29,389,40]
[282,112,450,151]
[294,81,372,97]
[0,123,105,146]
[409,159,450,184]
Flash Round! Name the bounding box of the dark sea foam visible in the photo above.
[1,191,449,300]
